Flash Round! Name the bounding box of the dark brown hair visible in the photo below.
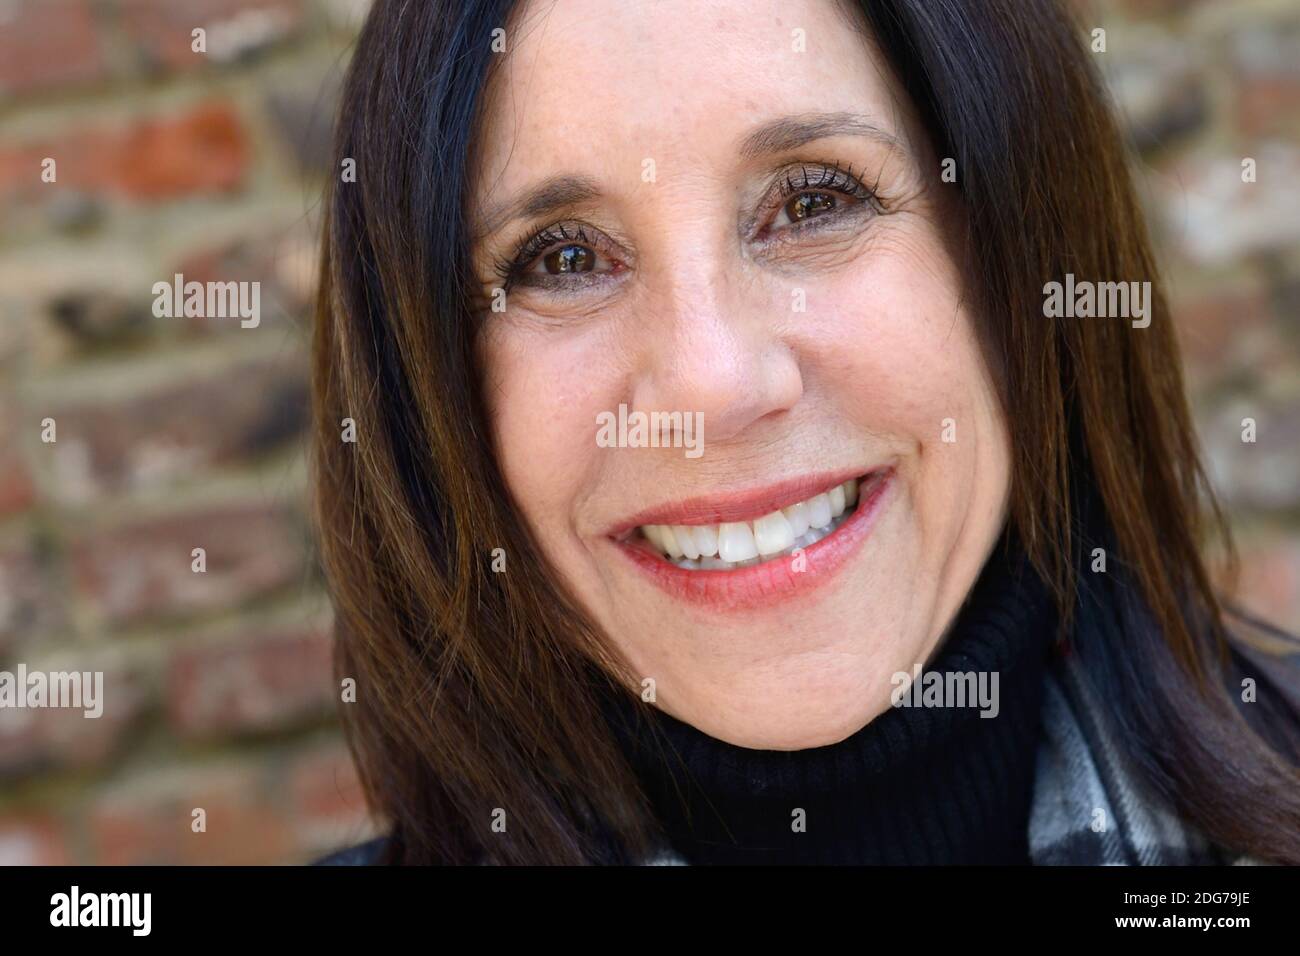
[311,0,1300,864]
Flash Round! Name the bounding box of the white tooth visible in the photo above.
[752,511,795,556]
[692,524,719,557]
[717,521,759,562]
[783,500,811,538]
[699,556,729,570]
[674,525,700,559]
[828,484,846,517]
[642,525,665,553]
[807,493,833,529]
[659,525,685,558]
[844,477,859,507]
[677,558,700,570]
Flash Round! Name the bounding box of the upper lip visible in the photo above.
[606,468,872,538]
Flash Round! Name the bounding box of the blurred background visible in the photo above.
[0,0,1296,864]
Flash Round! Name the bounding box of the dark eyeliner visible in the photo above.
[493,222,595,290]
[746,159,885,241]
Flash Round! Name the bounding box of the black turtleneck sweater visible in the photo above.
[598,536,1059,865]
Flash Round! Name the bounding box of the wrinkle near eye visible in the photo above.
[754,196,882,256]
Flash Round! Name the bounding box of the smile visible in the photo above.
[640,476,863,570]
[611,468,894,610]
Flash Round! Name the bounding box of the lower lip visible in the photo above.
[614,470,894,612]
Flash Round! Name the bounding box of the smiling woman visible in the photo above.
[310,0,1300,865]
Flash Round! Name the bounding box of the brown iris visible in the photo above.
[786,192,836,221]
[542,244,594,274]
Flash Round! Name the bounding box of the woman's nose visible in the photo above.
[629,256,804,448]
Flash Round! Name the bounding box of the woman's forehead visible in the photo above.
[472,0,907,185]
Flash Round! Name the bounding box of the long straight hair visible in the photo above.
[311,0,1300,864]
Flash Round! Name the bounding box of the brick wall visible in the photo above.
[0,0,1296,864]
[1079,0,1300,626]
[0,0,373,865]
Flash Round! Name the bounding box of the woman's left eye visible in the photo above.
[771,191,841,228]
[758,162,879,238]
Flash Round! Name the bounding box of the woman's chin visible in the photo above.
[650,667,902,751]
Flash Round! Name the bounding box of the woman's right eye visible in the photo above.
[530,242,598,275]
[501,223,626,289]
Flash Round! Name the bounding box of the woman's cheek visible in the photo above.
[816,264,975,442]
[814,255,994,542]
[485,329,618,538]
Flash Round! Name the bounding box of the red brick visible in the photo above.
[1228,537,1300,635]
[1236,74,1300,138]
[0,450,34,521]
[1172,285,1273,381]
[0,464,34,518]
[0,101,250,206]
[284,741,376,854]
[0,0,107,98]
[41,354,308,500]
[0,537,67,656]
[120,0,305,73]
[0,663,149,775]
[0,388,34,519]
[87,761,293,864]
[68,499,307,625]
[1232,22,1300,138]
[171,221,321,329]
[0,813,72,865]
[85,799,181,865]
[165,625,334,738]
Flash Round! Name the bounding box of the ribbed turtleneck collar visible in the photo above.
[598,534,1059,865]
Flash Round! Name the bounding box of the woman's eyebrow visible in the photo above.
[472,112,902,243]
[737,110,904,159]
[472,173,602,242]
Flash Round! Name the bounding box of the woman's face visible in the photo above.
[471,0,1012,748]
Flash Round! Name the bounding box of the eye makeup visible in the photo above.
[754,159,885,238]
[487,158,886,294]
[490,221,628,293]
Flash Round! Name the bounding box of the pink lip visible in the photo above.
[612,468,894,612]
[607,468,869,536]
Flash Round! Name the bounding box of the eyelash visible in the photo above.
[492,159,882,289]
[493,222,596,287]
[771,159,878,221]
